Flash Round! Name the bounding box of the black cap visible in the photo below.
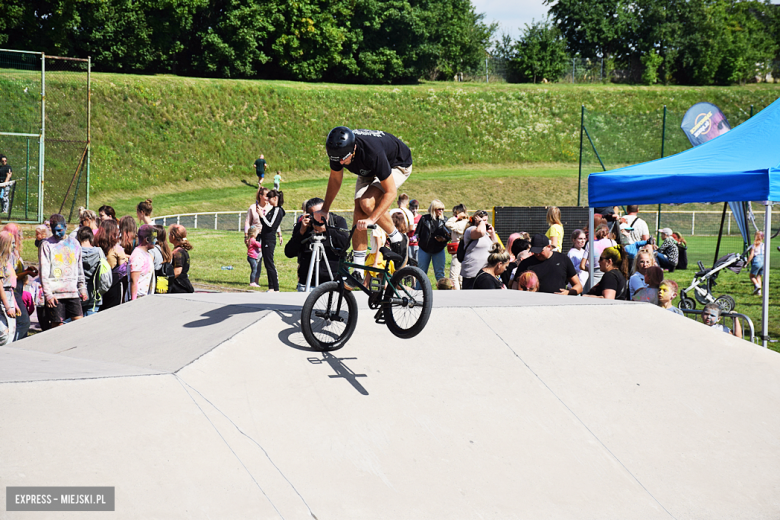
[529,233,550,254]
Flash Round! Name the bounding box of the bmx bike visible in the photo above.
[301,223,433,351]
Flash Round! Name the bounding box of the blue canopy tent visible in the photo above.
[588,97,780,347]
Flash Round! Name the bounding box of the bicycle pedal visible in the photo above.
[373,308,386,324]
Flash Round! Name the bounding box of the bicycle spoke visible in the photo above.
[311,292,349,345]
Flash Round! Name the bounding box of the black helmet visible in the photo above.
[326,126,355,161]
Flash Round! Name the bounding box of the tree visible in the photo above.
[509,19,568,83]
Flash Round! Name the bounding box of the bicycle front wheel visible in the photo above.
[383,266,433,339]
[301,281,358,351]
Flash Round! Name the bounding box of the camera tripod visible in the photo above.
[304,234,334,292]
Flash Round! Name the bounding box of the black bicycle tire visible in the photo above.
[383,266,433,339]
[301,281,358,351]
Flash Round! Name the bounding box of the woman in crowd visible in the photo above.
[137,199,154,226]
[416,199,450,283]
[472,243,510,289]
[98,205,117,222]
[580,223,617,291]
[71,207,99,239]
[244,186,270,237]
[119,215,138,256]
[96,219,128,311]
[259,189,285,292]
[39,214,87,326]
[168,224,194,293]
[128,225,156,301]
[632,265,663,304]
[0,231,17,344]
[545,206,564,253]
[408,199,421,262]
[152,225,173,294]
[629,250,656,299]
[3,223,33,340]
[567,229,588,288]
[445,203,469,290]
[78,225,104,315]
[585,245,629,300]
[460,210,498,290]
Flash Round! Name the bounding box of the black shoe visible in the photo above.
[389,234,409,269]
[345,271,364,289]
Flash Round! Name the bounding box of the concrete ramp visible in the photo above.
[2,292,780,519]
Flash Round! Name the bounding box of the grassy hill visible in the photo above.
[80,75,780,194]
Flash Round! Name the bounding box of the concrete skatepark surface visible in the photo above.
[2,291,780,519]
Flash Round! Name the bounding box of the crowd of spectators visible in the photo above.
[1,199,195,343]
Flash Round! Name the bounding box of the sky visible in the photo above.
[472,0,550,41]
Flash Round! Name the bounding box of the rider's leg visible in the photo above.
[352,199,369,278]
[357,186,395,237]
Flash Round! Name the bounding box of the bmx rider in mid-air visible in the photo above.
[321,127,413,283]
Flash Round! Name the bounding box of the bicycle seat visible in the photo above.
[380,247,404,267]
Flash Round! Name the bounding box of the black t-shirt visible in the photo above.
[588,269,627,299]
[0,165,12,182]
[472,270,503,289]
[285,213,349,284]
[329,130,412,181]
[254,158,266,175]
[517,251,576,294]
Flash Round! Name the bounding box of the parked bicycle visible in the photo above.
[301,222,432,351]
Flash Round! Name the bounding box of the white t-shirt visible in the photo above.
[389,207,415,232]
[625,215,650,244]
[129,248,154,299]
[567,247,587,276]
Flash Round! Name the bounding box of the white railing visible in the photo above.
[153,210,356,234]
[654,210,780,237]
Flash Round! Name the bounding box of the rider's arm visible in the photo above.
[322,169,344,214]
[367,176,397,224]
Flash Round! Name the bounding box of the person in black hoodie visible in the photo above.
[285,197,349,291]
[260,190,286,292]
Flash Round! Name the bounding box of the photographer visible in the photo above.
[460,210,498,290]
[285,197,348,292]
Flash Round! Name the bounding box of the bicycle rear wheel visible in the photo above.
[383,266,432,339]
[301,281,358,351]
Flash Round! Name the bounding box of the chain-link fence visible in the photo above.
[458,57,509,83]
[0,49,90,223]
[560,58,606,84]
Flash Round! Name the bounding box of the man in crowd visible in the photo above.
[285,197,348,291]
[321,126,412,282]
[0,154,12,213]
[252,154,268,185]
[516,234,582,295]
[622,205,650,244]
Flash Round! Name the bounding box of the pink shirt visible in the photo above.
[247,237,262,259]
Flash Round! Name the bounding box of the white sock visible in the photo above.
[353,250,367,277]
[388,229,402,243]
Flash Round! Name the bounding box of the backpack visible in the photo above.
[456,234,478,263]
[94,255,112,296]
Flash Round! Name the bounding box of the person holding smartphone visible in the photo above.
[459,210,498,290]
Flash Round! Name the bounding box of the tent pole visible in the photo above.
[656,106,667,245]
[588,207,595,292]
[761,202,771,348]
[714,202,728,265]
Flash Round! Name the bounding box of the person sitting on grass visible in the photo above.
[585,245,629,300]
[701,302,742,338]
[658,280,684,316]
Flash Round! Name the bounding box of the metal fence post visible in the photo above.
[214,213,218,230]
[194,214,197,229]
[691,211,695,235]
[577,105,585,206]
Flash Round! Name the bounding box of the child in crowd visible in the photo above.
[39,214,87,327]
[437,278,454,290]
[0,231,17,344]
[127,225,156,301]
[245,225,262,288]
[702,302,742,338]
[515,270,539,292]
[658,279,684,315]
[34,223,48,248]
[545,206,564,253]
[747,231,764,296]
[632,265,663,304]
[273,171,283,191]
[137,199,154,226]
